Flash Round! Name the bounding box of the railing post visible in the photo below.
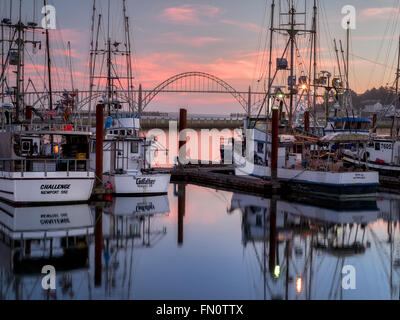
[44,160,47,177]
[67,159,70,177]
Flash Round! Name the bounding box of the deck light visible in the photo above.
[273,265,281,278]
[296,277,302,293]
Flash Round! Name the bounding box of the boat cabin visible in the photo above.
[324,117,371,134]
[0,124,92,174]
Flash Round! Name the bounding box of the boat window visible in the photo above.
[256,215,262,226]
[257,142,264,153]
[21,139,32,155]
[368,142,374,148]
[375,142,380,151]
[120,130,126,136]
[131,141,139,154]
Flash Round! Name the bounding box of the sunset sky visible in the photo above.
[2,0,400,114]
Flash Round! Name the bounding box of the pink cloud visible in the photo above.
[154,32,224,47]
[360,7,400,19]
[219,19,263,33]
[160,4,220,24]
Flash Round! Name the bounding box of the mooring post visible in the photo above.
[271,102,280,185]
[178,183,185,246]
[304,110,310,133]
[269,196,277,274]
[178,108,187,166]
[96,104,104,188]
[94,206,102,286]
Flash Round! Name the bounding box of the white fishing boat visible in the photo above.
[343,137,400,174]
[233,127,379,200]
[90,114,170,195]
[87,3,170,195]
[230,0,379,200]
[0,10,95,204]
[0,123,95,204]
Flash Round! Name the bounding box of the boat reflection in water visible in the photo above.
[93,195,170,297]
[2,184,400,299]
[229,193,400,300]
[102,195,170,246]
[0,202,93,299]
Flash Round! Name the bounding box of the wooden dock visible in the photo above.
[151,165,279,196]
[379,175,400,194]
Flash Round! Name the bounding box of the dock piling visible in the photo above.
[178,108,187,166]
[96,104,104,188]
[271,102,280,183]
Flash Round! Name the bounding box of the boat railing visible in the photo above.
[0,158,91,177]
[2,123,92,133]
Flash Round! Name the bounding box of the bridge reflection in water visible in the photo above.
[0,185,399,299]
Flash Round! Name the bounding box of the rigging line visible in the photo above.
[251,0,269,87]
[379,8,400,88]
[366,0,399,89]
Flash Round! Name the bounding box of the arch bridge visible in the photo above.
[19,72,267,114]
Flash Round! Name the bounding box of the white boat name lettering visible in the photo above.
[136,178,156,186]
[40,213,70,225]
[136,202,155,212]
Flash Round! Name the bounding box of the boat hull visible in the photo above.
[234,153,379,200]
[0,172,95,204]
[103,172,171,195]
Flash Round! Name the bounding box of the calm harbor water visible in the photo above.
[1,184,400,300]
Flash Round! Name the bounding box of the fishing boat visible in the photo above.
[341,35,400,175]
[90,113,170,195]
[232,0,379,200]
[87,3,170,195]
[0,9,95,204]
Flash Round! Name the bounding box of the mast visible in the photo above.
[15,0,23,122]
[88,0,96,127]
[312,0,317,134]
[288,4,295,130]
[265,0,275,166]
[394,36,400,148]
[123,0,134,113]
[346,20,350,110]
[106,0,112,115]
[67,41,74,91]
[43,0,53,111]
[266,0,275,118]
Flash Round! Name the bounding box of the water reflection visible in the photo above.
[0,202,93,299]
[1,186,400,299]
